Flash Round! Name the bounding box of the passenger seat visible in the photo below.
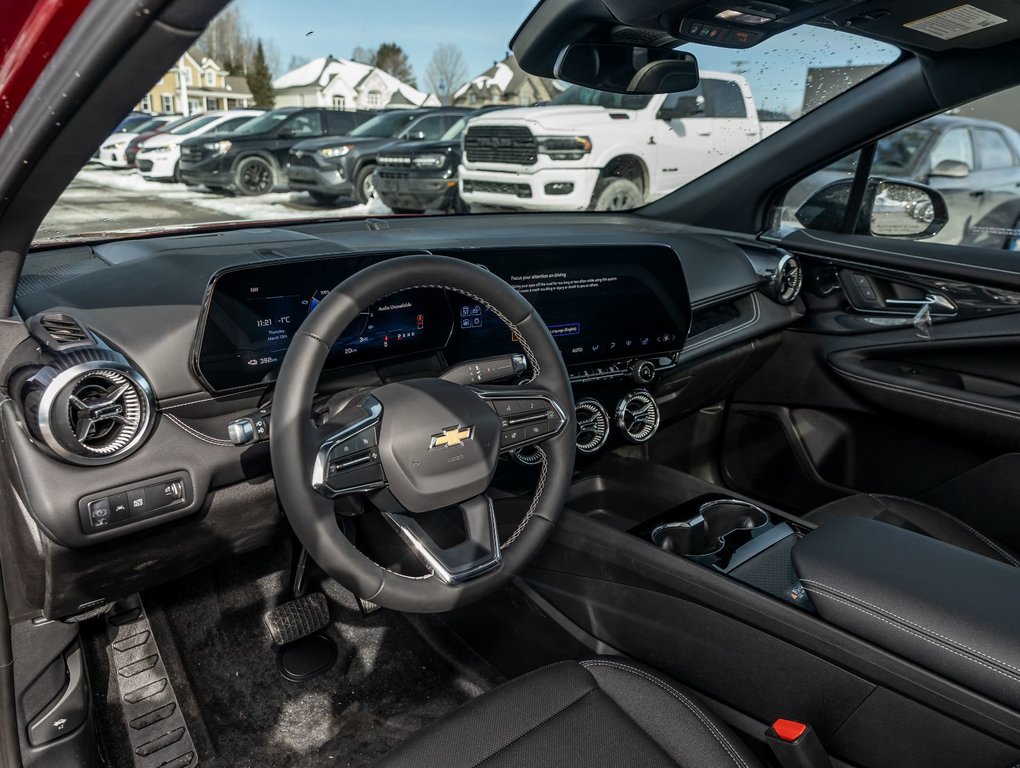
[804,494,1020,566]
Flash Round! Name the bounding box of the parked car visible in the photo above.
[97,114,182,167]
[178,107,379,195]
[786,115,1020,244]
[459,73,788,212]
[287,108,473,204]
[113,111,151,133]
[136,110,262,182]
[372,106,512,214]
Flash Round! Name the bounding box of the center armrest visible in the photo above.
[792,517,1020,710]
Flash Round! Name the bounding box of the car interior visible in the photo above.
[3,0,1020,767]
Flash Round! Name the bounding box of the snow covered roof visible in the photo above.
[454,61,515,99]
[273,56,439,107]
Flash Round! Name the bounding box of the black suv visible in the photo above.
[373,106,511,214]
[178,107,378,195]
[287,108,472,204]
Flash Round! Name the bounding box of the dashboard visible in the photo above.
[196,245,692,392]
[5,213,804,619]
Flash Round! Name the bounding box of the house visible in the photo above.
[453,55,562,108]
[272,56,440,110]
[137,49,253,115]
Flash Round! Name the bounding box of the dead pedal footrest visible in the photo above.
[105,596,199,768]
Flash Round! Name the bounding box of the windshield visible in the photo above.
[349,112,416,138]
[231,110,296,135]
[168,114,222,135]
[550,86,654,111]
[442,117,470,141]
[36,3,899,245]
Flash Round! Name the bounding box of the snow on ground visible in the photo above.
[75,167,392,221]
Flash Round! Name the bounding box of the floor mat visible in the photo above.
[87,542,504,768]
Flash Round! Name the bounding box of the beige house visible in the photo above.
[137,50,253,115]
[453,55,562,108]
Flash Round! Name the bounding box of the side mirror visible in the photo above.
[658,94,705,120]
[277,129,296,139]
[554,43,699,94]
[929,159,971,178]
[403,131,427,142]
[796,178,949,239]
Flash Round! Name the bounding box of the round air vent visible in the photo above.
[773,254,803,305]
[615,390,660,444]
[575,398,610,454]
[512,445,544,466]
[31,362,155,465]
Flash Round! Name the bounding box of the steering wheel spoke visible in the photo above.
[311,396,387,498]
[382,494,501,585]
[472,386,569,455]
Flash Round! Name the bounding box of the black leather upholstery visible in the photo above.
[803,493,1019,566]
[793,516,1020,711]
[373,658,765,768]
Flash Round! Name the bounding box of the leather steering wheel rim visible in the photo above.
[271,254,576,613]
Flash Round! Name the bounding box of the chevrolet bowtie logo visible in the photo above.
[429,425,474,450]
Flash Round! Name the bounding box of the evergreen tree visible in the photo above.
[373,43,416,87]
[247,41,275,108]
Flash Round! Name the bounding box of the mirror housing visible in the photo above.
[658,94,705,120]
[795,178,949,239]
[554,43,699,94]
[404,130,427,142]
[929,159,971,178]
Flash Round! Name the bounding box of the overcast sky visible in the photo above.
[236,0,898,113]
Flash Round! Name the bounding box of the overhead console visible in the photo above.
[195,244,692,393]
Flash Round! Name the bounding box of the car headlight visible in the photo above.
[105,140,128,150]
[411,154,447,170]
[319,145,354,159]
[203,140,232,155]
[536,135,592,161]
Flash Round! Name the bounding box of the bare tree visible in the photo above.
[426,44,468,105]
[198,6,253,74]
[351,46,374,65]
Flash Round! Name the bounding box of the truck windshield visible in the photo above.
[549,86,654,111]
[36,3,900,244]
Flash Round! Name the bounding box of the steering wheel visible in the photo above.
[271,255,576,612]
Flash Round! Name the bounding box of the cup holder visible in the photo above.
[651,499,770,567]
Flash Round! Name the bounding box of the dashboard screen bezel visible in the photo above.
[192,244,692,394]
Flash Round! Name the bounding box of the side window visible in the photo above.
[405,115,445,139]
[703,80,747,118]
[282,112,323,137]
[659,84,705,120]
[324,111,355,134]
[928,128,973,172]
[973,129,1015,169]
[779,96,1020,252]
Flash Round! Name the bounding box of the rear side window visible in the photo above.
[324,111,357,134]
[703,80,747,118]
[973,129,1015,169]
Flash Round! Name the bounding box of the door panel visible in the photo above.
[721,250,1020,549]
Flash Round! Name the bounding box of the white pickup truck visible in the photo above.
[459,72,787,212]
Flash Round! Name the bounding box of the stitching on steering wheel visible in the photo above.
[502,447,548,549]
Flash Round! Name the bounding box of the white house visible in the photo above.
[453,55,563,108]
[272,56,440,110]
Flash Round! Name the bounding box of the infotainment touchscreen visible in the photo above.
[196,244,690,392]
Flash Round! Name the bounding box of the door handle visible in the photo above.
[884,294,956,313]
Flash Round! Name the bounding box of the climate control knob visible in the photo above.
[632,360,656,384]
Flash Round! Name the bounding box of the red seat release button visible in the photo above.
[772,719,808,743]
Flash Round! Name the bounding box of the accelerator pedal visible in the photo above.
[263,592,330,645]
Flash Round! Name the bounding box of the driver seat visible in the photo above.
[374,657,765,768]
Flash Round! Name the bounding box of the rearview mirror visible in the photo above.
[554,43,699,94]
[795,178,949,239]
[929,159,971,178]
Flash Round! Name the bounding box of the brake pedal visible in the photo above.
[263,592,330,646]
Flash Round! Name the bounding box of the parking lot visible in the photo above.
[36,165,393,242]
